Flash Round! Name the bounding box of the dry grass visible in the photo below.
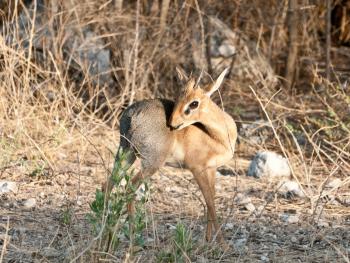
[0,0,349,262]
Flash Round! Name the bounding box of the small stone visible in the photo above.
[260,255,269,262]
[281,213,299,224]
[244,203,256,212]
[291,236,297,243]
[317,219,329,228]
[76,196,83,206]
[39,247,61,258]
[165,223,176,230]
[247,151,291,178]
[233,238,247,250]
[39,192,46,199]
[23,198,36,209]
[234,193,251,205]
[224,223,234,230]
[278,180,305,198]
[146,237,154,243]
[0,181,18,194]
[256,205,265,214]
[325,178,342,189]
[218,42,236,57]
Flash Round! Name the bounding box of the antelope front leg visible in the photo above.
[192,167,223,242]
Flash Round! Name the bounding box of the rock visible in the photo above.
[280,213,299,224]
[22,198,36,209]
[76,196,83,206]
[192,17,278,91]
[234,193,255,212]
[165,223,176,230]
[317,219,329,228]
[325,178,342,189]
[234,193,251,205]
[0,181,18,194]
[218,41,236,57]
[224,223,234,230]
[39,247,61,258]
[233,238,247,250]
[4,0,114,88]
[260,254,269,262]
[244,203,256,212]
[278,180,305,198]
[247,151,291,178]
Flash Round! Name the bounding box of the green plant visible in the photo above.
[88,150,147,255]
[173,222,193,262]
[60,205,73,226]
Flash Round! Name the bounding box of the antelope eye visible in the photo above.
[189,101,199,109]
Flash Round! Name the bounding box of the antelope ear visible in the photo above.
[176,66,189,82]
[205,68,229,97]
[184,77,196,92]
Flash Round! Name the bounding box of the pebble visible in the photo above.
[165,223,176,230]
[233,238,247,250]
[224,223,234,230]
[281,213,300,224]
[278,180,305,198]
[218,41,236,57]
[317,219,330,228]
[23,198,36,209]
[0,181,18,194]
[325,178,342,189]
[244,203,256,212]
[234,193,252,205]
[260,254,269,262]
[247,151,291,178]
[39,247,61,258]
[76,196,84,206]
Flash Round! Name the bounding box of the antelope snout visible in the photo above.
[169,115,183,130]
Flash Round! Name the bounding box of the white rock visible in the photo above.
[165,223,176,230]
[39,247,61,258]
[224,223,234,230]
[280,214,299,224]
[233,238,247,250]
[244,203,256,212]
[247,151,291,178]
[23,198,36,209]
[278,180,305,198]
[218,41,236,57]
[234,193,251,205]
[325,178,342,189]
[317,219,329,228]
[260,255,269,262]
[0,181,18,194]
[76,196,83,206]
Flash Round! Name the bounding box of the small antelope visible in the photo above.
[104,68,237,242]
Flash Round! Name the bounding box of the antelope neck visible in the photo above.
[199,100,236,148]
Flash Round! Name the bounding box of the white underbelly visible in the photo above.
[165,142,186,168]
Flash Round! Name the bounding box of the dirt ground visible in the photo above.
[1,128,349,263]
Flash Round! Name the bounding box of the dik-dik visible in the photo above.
[104,68,237,242]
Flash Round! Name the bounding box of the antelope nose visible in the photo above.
[171,123,183,130]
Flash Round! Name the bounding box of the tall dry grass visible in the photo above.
[0,0,349,261]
